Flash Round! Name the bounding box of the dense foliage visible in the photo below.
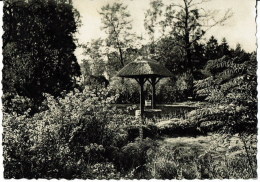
[3,0,80,113]
[2,0,257,180]
[4,87,256,179]
[3,88,127,178]
[190,53,257,134]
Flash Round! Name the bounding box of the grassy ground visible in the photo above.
[114,103,257,179]
[148,134,257,179]
[160,134,257,159]
[162,135,212,150]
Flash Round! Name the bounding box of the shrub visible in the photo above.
[2,93,39,115]
[145,145,201,179]
[193,54,257,134]
[84,163,121,179]
[108,77,140,104]
[2,87,131,178]
[155,83,186,103]
[118,139,158,176]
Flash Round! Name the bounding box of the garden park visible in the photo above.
[2,0,257,179]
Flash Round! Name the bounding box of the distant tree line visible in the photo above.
[80,0,253,104]
[2,0,255,112]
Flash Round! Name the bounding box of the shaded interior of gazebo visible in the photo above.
[117,56,173,118]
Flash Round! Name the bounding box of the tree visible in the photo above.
[144,0,164,53]
[82,39,106,77]
[230,43,251,63]
[2,0,81,110]
[99,2,136,69]
[145,0,232,97]
[80,39,110,90]
[205,36,219,60]
[218,38,230,57]
[191,41,207,79]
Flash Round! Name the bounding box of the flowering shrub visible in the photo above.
[3,87,132,178]
[183,55,257,178]
[2,93,36,115]
[86,163,121,179]
[192,54,257,134]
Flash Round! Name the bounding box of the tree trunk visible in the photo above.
[184,0,194,98]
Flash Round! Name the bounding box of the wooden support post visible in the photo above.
[151,77,156,109]
[137,77,146,140]
[139,77,145,119]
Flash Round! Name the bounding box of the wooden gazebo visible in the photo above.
[117,56,173,118]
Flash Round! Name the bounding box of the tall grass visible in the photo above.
[145,134,257,179]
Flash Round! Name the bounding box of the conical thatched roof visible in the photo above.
[117,57,173,78]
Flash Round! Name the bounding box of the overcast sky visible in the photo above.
[73,0,256,62]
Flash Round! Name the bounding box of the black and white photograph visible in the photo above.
[0,0,258,179]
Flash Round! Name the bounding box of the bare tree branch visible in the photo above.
[189,0,211,8]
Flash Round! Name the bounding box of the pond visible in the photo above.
[113,102,203,119]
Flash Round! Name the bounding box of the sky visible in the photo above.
[73,0,256,63]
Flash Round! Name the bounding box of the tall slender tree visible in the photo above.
[145,0,232,96]
[205,36,219,60]
[218,38,230,57]
[99,2,136,68]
